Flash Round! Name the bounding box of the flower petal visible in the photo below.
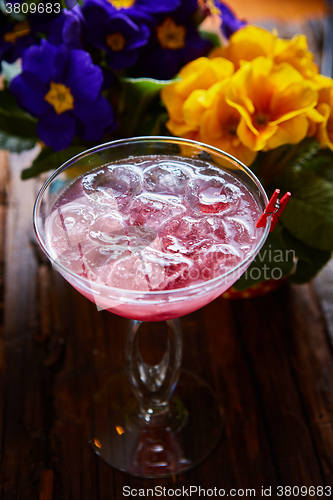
[265,115,309,149]
[74,96,115,142]
[137,0,180,13]
[270,82,317,124]
[215,1,246,39]
[316,103,333,150]
[237,118,276,151]
[22,40,60,84]
[37,112,75,151]
[10,74,50,117]
[66,49,103,101]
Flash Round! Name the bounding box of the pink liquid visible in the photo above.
[45,156,263,320]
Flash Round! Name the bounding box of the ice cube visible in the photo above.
[161,235,191,255]
[83,244,131,283]
[196,242,242,276]
[48,201,95,248]
[82,165,143,207]
[143,161,191,195]
[104,164,143,196]
[105,255,151,290]
[88,212,124,244]
[185,176,241,214]
[175,216,225,246]
[225,215,255,245]
[51,239,96,278]
[140,246,194,290]
[128,193,186,229]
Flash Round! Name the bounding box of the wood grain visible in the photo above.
[1,19,333,499]
[1,151,333,499]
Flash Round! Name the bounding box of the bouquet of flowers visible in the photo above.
[1,0,333,293]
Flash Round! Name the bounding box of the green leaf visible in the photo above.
[234,225,295,290]
[282,230,331,283]
[251,138,320,184]
[21,146,87,179]
[0,89,38,138]
[117,77,174,136]
[295,146,333,182]
[252,138,333,252]
[278,169,333,251]
[199,30,222,48]
[0,130,36,152]
[123,76,174,92]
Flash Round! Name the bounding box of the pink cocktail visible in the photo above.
[34,137,270,477]
[45,155,263,320]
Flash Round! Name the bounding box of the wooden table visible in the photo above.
[1,19,333,499]
[1,144,333,500]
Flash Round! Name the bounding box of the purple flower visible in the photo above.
[101,0,181,23]
[135,0,212,79]
[30,6,84,49]
[0,16,35,63]
[82,0,150,69]
[213,1,246,38]
[10,40,115,150]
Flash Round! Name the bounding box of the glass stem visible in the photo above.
[125,319,183,424]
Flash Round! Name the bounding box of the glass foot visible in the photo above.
[90,370,223,478]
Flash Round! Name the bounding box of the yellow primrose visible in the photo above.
[200,81,256,165]
[304,77,333,138]
[273,34,319,82]
[226,57,318,151]
[313,85,333,150]
[211,25,322,89]
[210,25,277,68]
[161,56,234,136]
[164,82,223,139]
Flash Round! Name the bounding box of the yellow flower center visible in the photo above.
[254,112,269,127]
[44,82,74,115]
[3,21,30,44]
[228,122,238,136]
[106,33,126,51]
[108,0,135,8]
[157,18,186,50]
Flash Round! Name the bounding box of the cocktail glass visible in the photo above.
[33,137,270,478]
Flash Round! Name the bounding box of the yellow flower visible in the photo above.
[210,25,276,68]
[200,81,257,164]
[226,57,318,151]
[211,25,323,89]
[161,56,234,137]
[313,84,333,150]
[274,34,319,82]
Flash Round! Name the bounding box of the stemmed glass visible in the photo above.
[33,137,270,478]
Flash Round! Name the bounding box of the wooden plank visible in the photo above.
[0,152,9,484]
[1,149,49,499]
[314,260,333,347]
[0,151,9,329]
[287,283,333,481]
[235,287,325,485]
